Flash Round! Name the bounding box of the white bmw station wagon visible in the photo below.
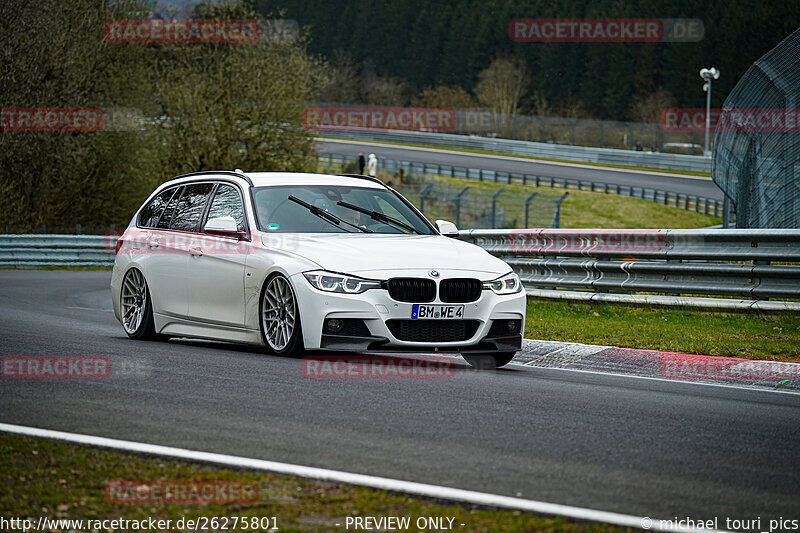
[111,171,526,369]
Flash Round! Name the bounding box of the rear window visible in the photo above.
[138,187,178,228]
[170,183,215,232]
[155,186,183,229]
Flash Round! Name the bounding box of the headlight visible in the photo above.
[483,272,522,295]
[303,270,382,294]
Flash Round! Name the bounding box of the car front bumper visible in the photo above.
[290,270,526,354]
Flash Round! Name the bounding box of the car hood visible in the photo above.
[260,233,511,278]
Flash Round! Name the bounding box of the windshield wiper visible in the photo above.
[287,195,371,233]
[336,201,421,234]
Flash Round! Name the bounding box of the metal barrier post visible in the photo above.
[599,122,604,148]
[753,261,771,301]
[491,188,506,227]
[419,184,433,214]
[550,192,569,228]
[455,187,471,228]
[723,197,730,228]
[525,192,539,228]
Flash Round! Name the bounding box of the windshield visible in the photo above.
[252,185,435,234]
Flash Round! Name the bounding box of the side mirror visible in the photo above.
[435,219,459,237]
[204,216,245,239]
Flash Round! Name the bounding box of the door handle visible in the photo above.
[148,239,162,249]
[190,247,203,257]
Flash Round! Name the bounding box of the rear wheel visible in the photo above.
[260,273,304,356]
[120,268,159,340]
[462,351,516,370]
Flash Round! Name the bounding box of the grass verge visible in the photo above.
[0,433,629,533]
[430,175,719,229]
[525,298,800,362]
[320,137,711,177]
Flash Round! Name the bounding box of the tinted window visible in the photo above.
[205,184,245,231]
[170,183,214,232]
[155,186,183,229]
[139,187,178,228]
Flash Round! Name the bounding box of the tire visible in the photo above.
[120,268,160,340]
[260,273,304,356]
[462,351,516,370]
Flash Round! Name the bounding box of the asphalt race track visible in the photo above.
[1,271,798,522]
[315,139,725,200]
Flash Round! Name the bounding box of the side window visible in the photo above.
[155,186,183,229]
[205,184,245,231]
[139,187,177,228]
[170,183,215,232]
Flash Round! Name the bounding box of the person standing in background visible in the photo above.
[367,153,378,177]
[358,152,366,174]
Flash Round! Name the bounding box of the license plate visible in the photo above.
[411,304,464,320]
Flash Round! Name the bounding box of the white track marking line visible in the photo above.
[0,423,722,532]
[317,138,711,181]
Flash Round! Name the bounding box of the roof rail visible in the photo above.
[337,173,388,188]
[166,170,253,186]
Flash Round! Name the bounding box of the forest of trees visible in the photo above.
[1,0,326,229]
[3,0,799,229]
[261,0,800,120]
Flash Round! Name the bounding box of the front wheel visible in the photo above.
[462,352,516,370]
[260,273,304,356]
[120,268,159,340]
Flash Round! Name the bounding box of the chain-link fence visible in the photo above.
[321,155,571,229]
[712,27,800,229]
[387,175,568,229]
[320,153,723,222]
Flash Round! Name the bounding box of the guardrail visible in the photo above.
[4,231,798,311]
[318,129,712,173]
[0,235,113,268]
[320,153,724,218]
[457,228,800,306]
